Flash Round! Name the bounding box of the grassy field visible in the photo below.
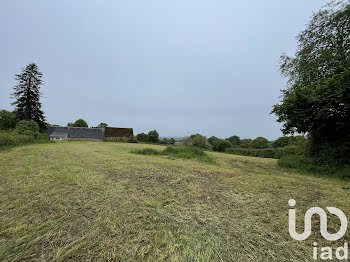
[0,142,349,261]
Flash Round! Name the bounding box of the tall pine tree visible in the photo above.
[11,63,46,129]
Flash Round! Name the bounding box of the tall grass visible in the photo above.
[132,146,216,164]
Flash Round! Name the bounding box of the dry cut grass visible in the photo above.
[0,142,349,261]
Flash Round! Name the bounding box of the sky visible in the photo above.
[0,0,329,140]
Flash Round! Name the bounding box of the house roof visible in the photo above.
[49,131,68,138]
[68,127,104,139]
[47,126,104,139]
[104,127,133,137]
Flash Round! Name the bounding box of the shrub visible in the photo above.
[133,148,161,155]
[16,120,40,137]
[240,139,252,148]
[136,133,148,142]
[0,129,48,148]
[251,137,269,149]
[0,110,17,130]
[213,139,233,152]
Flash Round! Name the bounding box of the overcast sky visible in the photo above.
[0,0,329,139]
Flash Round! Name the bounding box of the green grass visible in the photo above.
[0,142,349,261]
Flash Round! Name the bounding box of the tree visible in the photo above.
[208,136,220,145]
[11,63,46,129]
[72,119,88,127]
[251,137,269,149]
[272,2,350,164]
[240,139,252,148]
[189,134,208,148]
[212,139,233,152]
[16,120,39,137]
[0,110,17,130]
[226,135,241,147]
[148,130,159,143]
[67,122,74,127]
[136,133,148,142]
[272,136,294,148]
[97,122,108,128]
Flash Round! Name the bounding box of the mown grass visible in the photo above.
[0,142,349,261]
[132,146,216,164]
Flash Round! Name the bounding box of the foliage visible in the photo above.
[183,134,208,148]
[251,137,269,149]
[212,139,233,152]
[278,156,350,179]
[11,63,46,129]
[272,2,350,165]
[226,145,303,159]
[0,129,48,148]
[0,110,17,130]
[97,122,108,128]
[159,138,176,145]
[240,139,252,148]
[16,120,40,137]
[67,122,74,127]
[71,119,88,127]
[133,146,215,164]
[226,135,241,147]
[136,133,148,142]
[208,136,220,145]
[147,130,159,143]
[272,135,307,148]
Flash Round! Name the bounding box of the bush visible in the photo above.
[0,110,17,130]
[212,139,233,152]
[225,145,304,159]
[0,129,48,148]
[16,120,40,137]
[183,134,208,148]
[136,133,148,142]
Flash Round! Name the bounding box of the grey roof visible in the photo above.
[68,127,104,139]
[50,131,68,138]
[47,126,104,139]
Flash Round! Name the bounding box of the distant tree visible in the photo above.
[168,138,176,145]
[272,136,294,148]
[272,2,350,164]
[251,137,269,149]
[67,122,74,127]
[97,122,108,128]
[190,134,208,148]
[11,63,46,129]
[208,136,220,145]
[212,139,233,152]
[240,139,252,148]
[136,133,148,142]
[16,120,39,137]
[226,135,241,147]
[148,130,159,143]
[0,110,17,130]
[72,119,88,127]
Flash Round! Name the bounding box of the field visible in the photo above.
[0,142,349,261]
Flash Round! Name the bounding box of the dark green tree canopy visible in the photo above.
[0,110,17,130]
[11,63,46,129]
[251,137,269,149]
[147,130,159,143]
[97,122,108,129]
[136,133,148,142]
[226,135,241,147]
[71,119,88,127]
[272,2,350,163]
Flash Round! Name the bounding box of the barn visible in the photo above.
[47,126,133,141]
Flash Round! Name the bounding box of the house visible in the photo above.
[47,126,133,141]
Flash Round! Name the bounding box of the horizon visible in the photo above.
[0,0,329,140]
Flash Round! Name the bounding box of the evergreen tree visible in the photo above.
[11,63,46,129]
